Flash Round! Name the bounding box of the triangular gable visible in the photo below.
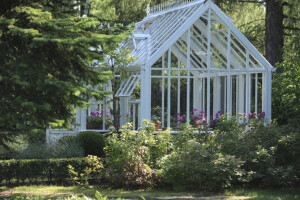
[129,1,205,66]
[130,0,274,71]
[146,2,209,67]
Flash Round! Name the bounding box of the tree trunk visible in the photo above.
[265,0,284,69]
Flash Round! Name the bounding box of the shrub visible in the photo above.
[159,139,245,191]
[106,155,156,189]
[105,121,168,188]
[0,158,87,184]
[78,131,106,157]
[213,119,300,187]
[68,155,104,187]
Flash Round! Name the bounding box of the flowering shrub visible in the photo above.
[177,109,223,129]
[177,109,266,130]
[104,121,170,189]
[86,109,113,129]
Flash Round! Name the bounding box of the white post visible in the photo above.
[266,69,272,121]
[193,78,202,111]
[207,8,211,124]
[80,108,86,131]
[75,107,81,131]
[255,73,258,113]
[262,72,266,114]
[133,104,136,130]
[187,28,191,123]
[138,101,141,127]
[177,61,181,124]
[245,50,250,121]
[223,77,227,114]
[227,29,232,119]
[167,48,171,128]
[140,64,152,124]
[120,97,129,127]
[213,76,221,115]
[162,55,165,127]
[238,75,245,114]
[202,78,206,111]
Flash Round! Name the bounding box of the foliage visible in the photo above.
[0,158,87,184]
[159,138,245,191]
[104,121,171,188]
[272,62,300,126]
[214,121,300,187]
[0,135,84,160]
[68,155,104,187]
[78,131,106,157]
[0,0,127,150]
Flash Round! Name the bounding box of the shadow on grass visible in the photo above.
[1,186,300,200]
[230,188,300,200]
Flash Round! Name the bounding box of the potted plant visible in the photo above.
[151,106,162,130]
[152,117,161,131]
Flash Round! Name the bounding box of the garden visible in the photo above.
[1,115,300,199]
[1,0,300,199]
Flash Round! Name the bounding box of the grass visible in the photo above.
[227,188,300,200]
[0,185,299,200]
[0,185,194,198]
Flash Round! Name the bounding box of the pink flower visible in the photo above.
[196,120,203,125]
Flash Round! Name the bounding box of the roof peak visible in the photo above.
[147,0,205,16]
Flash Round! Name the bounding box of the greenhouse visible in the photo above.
[47,0,275,139]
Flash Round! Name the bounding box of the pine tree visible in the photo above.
[0,0,127,148]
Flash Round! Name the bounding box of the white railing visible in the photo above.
[129,99,140,130]
[147,0,199,15]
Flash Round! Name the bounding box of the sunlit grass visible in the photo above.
[226,188,300,200]
[1,185,194,198]
[1,185,299,200]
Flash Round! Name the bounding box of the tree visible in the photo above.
[0,0,127,148]
[215,0,299,68]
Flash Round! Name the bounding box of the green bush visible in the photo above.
[78,131,106,157]
[105,121,167,188]
[213,120,300,187]
[159,139,245,191]
[68,155,104,187]
[0,158,87,184]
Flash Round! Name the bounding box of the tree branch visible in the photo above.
[238,0,265,4]
[283,26,300,31]
[281,2,289,7]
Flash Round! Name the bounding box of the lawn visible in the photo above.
[0,185,299,200]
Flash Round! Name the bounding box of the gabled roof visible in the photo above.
[123,0,274,71]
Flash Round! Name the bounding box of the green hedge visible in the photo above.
[0,158,87,184]
[78,131,106,157]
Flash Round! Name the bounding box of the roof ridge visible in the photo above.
[147,0,204,16]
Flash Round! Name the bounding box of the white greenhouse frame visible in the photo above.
[47,0,275,142]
